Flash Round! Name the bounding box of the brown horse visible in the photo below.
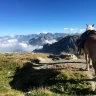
[76,24,95,71]
[84,35,96,75]
[76,38,91,70]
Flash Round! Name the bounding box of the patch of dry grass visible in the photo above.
[0,90,24,96]
[0,52,94,96]
[31,87,53,96]
[0,53,50,66]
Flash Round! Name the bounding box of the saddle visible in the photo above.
[77,30,96,49]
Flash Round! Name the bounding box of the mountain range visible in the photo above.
[0,32,68,42]
[0,32,81,53]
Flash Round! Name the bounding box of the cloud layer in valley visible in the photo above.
[0,38,43,53]
[0,36,57,53]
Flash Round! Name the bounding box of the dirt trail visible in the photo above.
[33,56,96,91]
[56,58,96,91]
[58,58,96,91]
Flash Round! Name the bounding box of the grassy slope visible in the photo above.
[0,53,94,96]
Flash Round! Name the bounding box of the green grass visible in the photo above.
[49,70,92,95]
[0,53,95,96]
[0,54,24,96]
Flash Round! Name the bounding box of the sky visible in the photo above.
[0,0,96,36]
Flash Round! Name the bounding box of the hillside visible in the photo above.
[34,35,80,54]
[0,53,95,96]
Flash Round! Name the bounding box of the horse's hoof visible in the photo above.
[79,68,89,71]
[85,68,89,71]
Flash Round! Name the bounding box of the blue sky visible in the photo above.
[0,0,96,36]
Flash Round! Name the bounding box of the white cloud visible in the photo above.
[69,28,78,32]
[42,30,48,34]
[64,27,85,33]
[79,29,85,33]
[36,30,54,35]
[70,28,74,31]
[36,30,48,34]
[0,38,43,53]
[64,28,69,30]
[44,39,57,44]
[0,36,57,53]
[8,39,18,43]
[10,34,15,38]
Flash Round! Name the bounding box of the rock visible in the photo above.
[32,57,53,63]
[59,53,77,60]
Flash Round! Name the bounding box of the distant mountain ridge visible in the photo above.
[0,32,68,42]
[34,35,80,54]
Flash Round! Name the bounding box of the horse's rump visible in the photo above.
[84,35,96,60]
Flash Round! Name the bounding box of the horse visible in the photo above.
[76,24,95,70]
[83,24,95,70]
[76,38,91,70]
[84,34,96,75]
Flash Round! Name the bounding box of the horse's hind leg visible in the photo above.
[92,62,96,76]
[85,53,89,71]
[88,56,92,68]
[92,56,96,76]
